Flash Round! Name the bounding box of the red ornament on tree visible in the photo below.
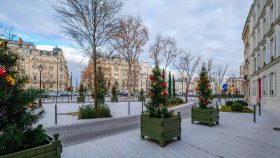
[163,90,167,96]
[0,68,7,77]
[160,74,165,78]
[162,82,167,87]
[149,75,155,81]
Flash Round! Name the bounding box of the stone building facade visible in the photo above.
[243,0,280,110]
[8,40,70,92]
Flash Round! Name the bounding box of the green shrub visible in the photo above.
[79,105,94,119]
[79,104,112,119]
[77,96,85,103]
[111,97,118,102]
[231,103,243,112]
[234,100,248,106]
[225,101,233,106]
[168,97,184,104]
[220,105,231,112]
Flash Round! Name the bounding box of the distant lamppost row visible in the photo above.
[38,64,43,108]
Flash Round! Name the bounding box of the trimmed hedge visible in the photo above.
[225,101,233,106]
[231,103,243,112]
[234,100,248,106]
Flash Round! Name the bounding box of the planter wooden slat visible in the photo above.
[0,136,62,158]
[191,107,219,127]
[141,114,181,147]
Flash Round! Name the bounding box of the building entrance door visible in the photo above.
[258,79,261,102]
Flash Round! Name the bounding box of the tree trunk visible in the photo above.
[185,82,189,103]
[93,47,97,109]
[127,64,132,99]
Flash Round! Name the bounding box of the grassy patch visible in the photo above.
[220,105,253,113]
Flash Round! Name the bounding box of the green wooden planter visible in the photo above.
[191,107,219,127]
[0,134,62,158]
[141,113,181,147]
[97,97,105,105]
[77,96,85,103]
[111,97,118,102]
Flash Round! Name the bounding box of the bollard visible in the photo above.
[253,105,256,123]
[55,104,58,125]
[128,100,131,115]
[258,102,261,116]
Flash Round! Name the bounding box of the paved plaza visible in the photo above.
[62,108,280,158]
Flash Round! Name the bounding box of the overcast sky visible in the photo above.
[0,0,252,86]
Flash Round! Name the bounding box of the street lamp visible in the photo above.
[38,64,43,108]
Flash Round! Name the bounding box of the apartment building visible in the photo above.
[243,0,280,110]
[81,56,152,93]
[7,40,71,92]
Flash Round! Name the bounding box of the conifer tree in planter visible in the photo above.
[141,65,181,147]
[191,64,219,127]
[77,84,85,103]
[172,75,176,98]
[96,66,107,105]
[111,85,118,102]
[138,88,145,101]
[0,39,61,157]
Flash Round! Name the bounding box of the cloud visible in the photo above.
[1,0,252,80]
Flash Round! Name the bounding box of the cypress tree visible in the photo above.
[172,75,176,98]
[168,71,172,98]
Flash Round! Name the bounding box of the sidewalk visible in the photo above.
[62,108,280,158]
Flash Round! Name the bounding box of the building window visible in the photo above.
[21,69,25,75]
[253,80,256,96]
[270,37,275,60]
[270,4,274,24]
[262,76,266,96]
[34,76,37,81]
[269,72,276,96]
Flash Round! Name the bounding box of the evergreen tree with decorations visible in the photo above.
[197,64,212,109]
[0,38,47,155]
[146,65,172,118]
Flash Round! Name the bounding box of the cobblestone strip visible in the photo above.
[46,103,194,147]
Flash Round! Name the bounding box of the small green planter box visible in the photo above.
[97,97,105,105]
[0,134,62,158]
[141,114,181,147]
[77,96,85,103]
[191,107,219,127]
[111,97,118,102]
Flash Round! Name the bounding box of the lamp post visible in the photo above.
[55,53,59,125]
[38,64,43,108]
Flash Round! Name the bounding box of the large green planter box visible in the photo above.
[191,107,219,127]
[111,97,118,102]
[0,134,62,158]
[141,114,181,147]
[77,96,85,103]
[97,97,105,105]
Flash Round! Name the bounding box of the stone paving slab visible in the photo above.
[62,109,280,158]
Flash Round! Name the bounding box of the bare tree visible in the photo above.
[206,58,216,80]
[215,64,228,93]
[162,37,177,72]
[149,34,163,66]
[173,50,200,102]
[54,0,123,108]
[109,16,149,98]
[149,34,177,71]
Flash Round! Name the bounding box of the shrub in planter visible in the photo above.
[225,101,233,106]
[168,97,183,105]
[138,88,145,102]
[77,96,85,103]
[191,64,219,127]
[0,39,62,157]
[77,84,85,103]
[111,86,118,102]
[141,65,181,147]
[234,100,248,106]
[231,103,243,112]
